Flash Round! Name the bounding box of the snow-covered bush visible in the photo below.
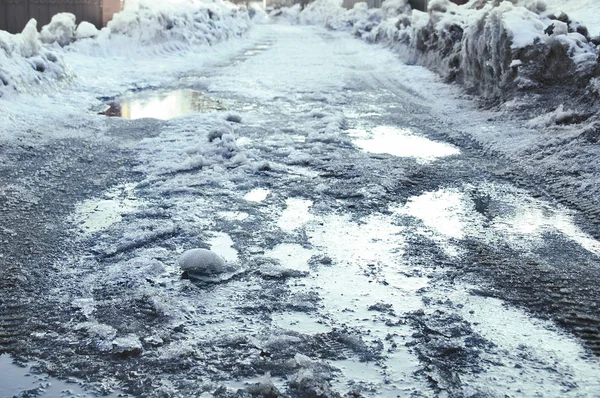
[0,19,70,96]
[40,13,77,47]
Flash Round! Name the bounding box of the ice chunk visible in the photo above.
[112,334,143,356]
[178,248,232,275]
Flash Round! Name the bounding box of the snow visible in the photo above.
[545,0,600,36]
[178,248,231,275]
[286,0,599,100]
[2,15,600,395]
[79,0,251,56]
[75,22,100,40]
[40,13,76,47]
[0,19,71,97]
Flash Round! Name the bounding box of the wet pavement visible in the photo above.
[1,24,600,397]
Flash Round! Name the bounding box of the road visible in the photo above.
[1,23,600,397]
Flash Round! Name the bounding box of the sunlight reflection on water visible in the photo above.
[351,126,460,162]
[101,89,225,120]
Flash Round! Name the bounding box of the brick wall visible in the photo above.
[103,0,122,26]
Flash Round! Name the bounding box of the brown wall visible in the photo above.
[103,0,121,26]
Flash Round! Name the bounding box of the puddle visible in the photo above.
[266,243,313,273]
[208,232,239,263]
[351,126,460,162]
[397,188,472,240]
[244,188,270,202]
[0,354,100,397]
[100,89,225,120]
[287,212,430,395]
[394,183,600,256]
[437,285,600,396]
[73,183,140,234]
[277,198,313,232]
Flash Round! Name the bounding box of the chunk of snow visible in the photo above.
[20,19,41,58]
[40,13,76,47]
[178,248,232,275]
[75,22,100,40]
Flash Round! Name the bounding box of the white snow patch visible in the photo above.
[244,188,270,202]
[40,13,76,47]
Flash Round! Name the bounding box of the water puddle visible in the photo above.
[437,285,600,396]
[100,89,225,120]
[277,198,313,232]
[394,183,600,256]
[208,232,239,263]
[73,183,140,234]
[351,126,460,162]
[244,188,271,202]
[0,355,99,397]
[279,213,431,394]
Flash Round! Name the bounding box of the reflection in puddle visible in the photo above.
[208,232,239,263]
[0,355,96,397]
[73,183,140,234]
[244,188,270,202]
[277,198,313,232]
[397,189,473,240]
[294,212,429,395]
[100,89,225,120]
[395,184,600,256]
[441,285,600,395]
[352,126,460,162]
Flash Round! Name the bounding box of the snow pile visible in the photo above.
[75,22,100,40]
[0,19,71,96]
[69,0,251,55]
[40,13,77,47]
[288,0,599,100]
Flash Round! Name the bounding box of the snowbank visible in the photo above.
[1,0,250,95]
[0,19,71,96]
[69,0,251,56]
[288,0,599,101]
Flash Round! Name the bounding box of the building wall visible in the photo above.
[103,0,122,26]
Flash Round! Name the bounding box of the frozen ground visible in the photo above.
[278,0,600,247]
[1,13,600,398]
